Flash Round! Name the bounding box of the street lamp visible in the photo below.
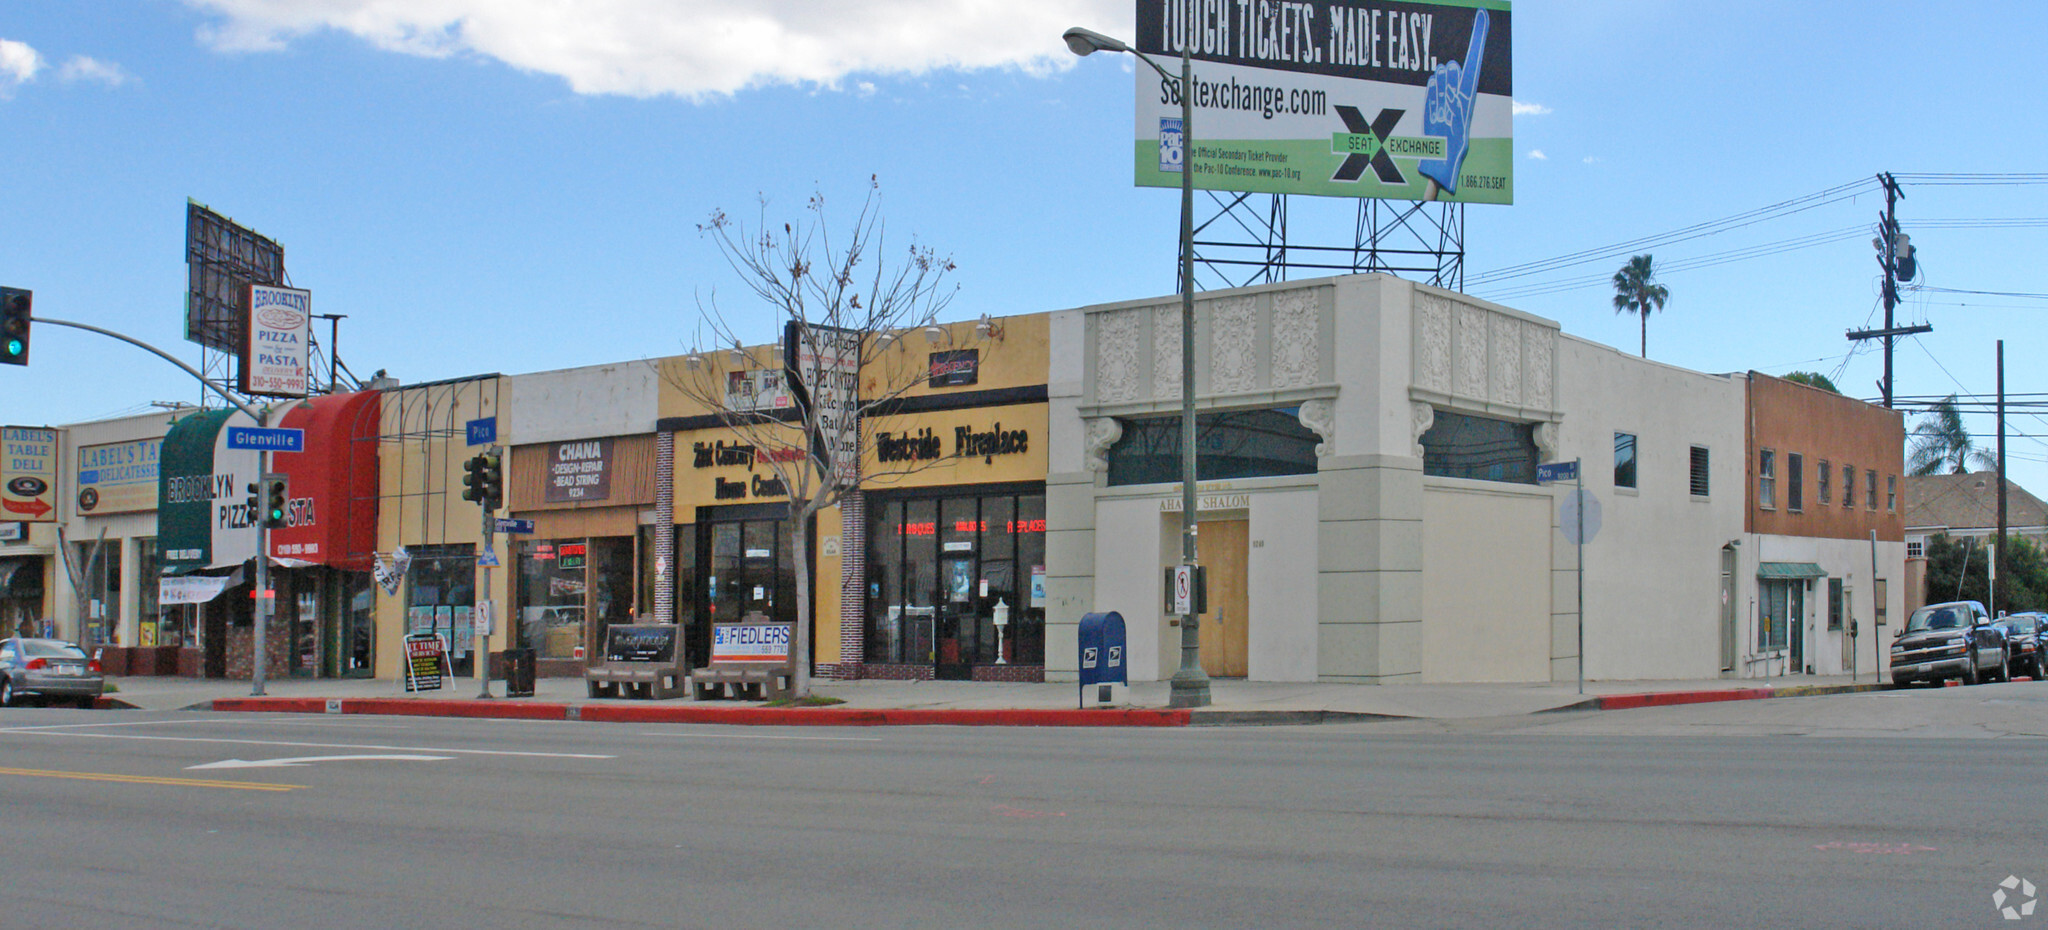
[1064,26,1209,708]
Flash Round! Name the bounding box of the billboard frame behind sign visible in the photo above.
[185,201,287,354]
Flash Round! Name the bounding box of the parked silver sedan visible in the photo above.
[0,637,105,708]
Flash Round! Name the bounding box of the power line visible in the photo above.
[1467,177,1881,286]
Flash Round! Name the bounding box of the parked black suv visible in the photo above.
[1994,612,2047,680]
[1890,600,2008,687]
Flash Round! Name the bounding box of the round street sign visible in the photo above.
[1559,489,1602,545]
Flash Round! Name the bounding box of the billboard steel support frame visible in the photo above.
[1185,194,1466,294]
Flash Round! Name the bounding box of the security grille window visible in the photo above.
[1817,459,1831,505]
[1420,409,1538,484]
[1689,445,1710,497]
[1828,578,1844,630]
[1866,470,1878,511]
[1787,453,1804,512]
[1758,449,1776,510]
[1842,464,1855,508]
[1759,578,1800,651]
[1106,407,1319,487]
[1887,474,1897,512]
[1613,432,1637,489]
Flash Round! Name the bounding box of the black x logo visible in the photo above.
[1332,106,1406,184]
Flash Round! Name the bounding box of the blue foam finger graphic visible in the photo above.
[1417,9,1489,195]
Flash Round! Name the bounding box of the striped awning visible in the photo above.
[1758,561,1827,580]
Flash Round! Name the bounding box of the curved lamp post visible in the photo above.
[1064,26,1209,708]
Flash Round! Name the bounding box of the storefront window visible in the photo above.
[344,573,374,675]
[136,539,167,647]
[1420,409,1537,484]
[406,545,476,676]
[1108,408,1319,487]
[866,490,1046,672]
[517,535,636,663]
[519,540,585,660]
[71,539,120,646]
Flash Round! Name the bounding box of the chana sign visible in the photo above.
[1133,0,1512,204]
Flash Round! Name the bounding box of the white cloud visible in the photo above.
[1511,100,1551,116]
[182,0,1133,99]
[1527,149,1546,160]
[0,38,45,95]
[1583,156,1601,165]
[58,56,130,86]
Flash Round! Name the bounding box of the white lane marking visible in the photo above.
[1,730,613,759]
[188,754,452,770]
[636,731,882,742]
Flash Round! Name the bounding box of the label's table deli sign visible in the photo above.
[545,438,612,502]
[75,438,161,515]
[1,426,59,522]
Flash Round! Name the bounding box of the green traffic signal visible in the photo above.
[0,287,31,366]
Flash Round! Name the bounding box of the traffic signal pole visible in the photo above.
[253,448,272,696]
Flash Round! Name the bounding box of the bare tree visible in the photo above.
[667,180,987,697]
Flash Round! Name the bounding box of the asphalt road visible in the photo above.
[2,686,2044,929]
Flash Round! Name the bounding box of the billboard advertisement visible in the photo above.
[1132,0,1512,204]
[240,284,313,398]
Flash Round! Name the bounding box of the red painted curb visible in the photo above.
[212,697,328,713]
[342,698,571,720]
[1595,688,1774,711]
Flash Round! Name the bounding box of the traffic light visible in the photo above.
[0,287,31,366]
[245,481,260,523]
[481,451,503,508]
[262,474,290,529]
[461,454,488,504]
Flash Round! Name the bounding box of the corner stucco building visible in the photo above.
[1046,273,1747,684]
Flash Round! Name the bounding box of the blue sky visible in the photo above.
[4,1,2045,494]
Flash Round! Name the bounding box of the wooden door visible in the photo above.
[1197,519,1250,677]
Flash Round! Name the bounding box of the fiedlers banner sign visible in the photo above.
[1133,0,1512,204]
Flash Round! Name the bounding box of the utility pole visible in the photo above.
[1996,340,2007,613]
[1847,173,1929,406]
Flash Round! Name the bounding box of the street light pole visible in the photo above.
[1064,26,1210,707]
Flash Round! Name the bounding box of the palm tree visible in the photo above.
[1611,254,1669,358]
[1907,395,1996,475]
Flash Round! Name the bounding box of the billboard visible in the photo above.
[185,201,287,354]
[1132,0,1511,204]
[239,283,312,398]
[1,427,59,522]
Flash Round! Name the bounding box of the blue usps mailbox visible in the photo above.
[1076,611,1127,708]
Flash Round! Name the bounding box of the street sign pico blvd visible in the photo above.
[223,427,305,453]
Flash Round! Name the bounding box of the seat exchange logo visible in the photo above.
[1996,875,2039,921]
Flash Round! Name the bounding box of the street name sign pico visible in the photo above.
[1535,461,1578,483]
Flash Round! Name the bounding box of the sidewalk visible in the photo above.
[99,672,1886,726]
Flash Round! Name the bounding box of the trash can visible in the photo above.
[503,647,537,698]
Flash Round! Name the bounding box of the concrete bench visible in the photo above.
[583,623,688,700]
[692,618,796,702]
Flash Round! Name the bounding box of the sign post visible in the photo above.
[1540,459,1597,694]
